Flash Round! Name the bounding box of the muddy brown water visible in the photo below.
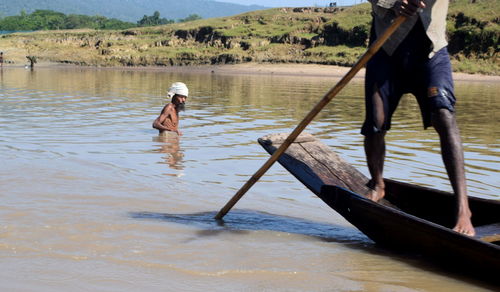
[1,67,498,291]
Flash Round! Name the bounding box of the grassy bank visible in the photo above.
[1,1,498,75]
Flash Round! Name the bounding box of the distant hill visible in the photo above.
[0,0,267,21]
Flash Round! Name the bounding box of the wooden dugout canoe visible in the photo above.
[258,132,500,277]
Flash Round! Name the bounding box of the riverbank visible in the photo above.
[6,62,499,82]
[185,63,500,82]
[1,1,497,75]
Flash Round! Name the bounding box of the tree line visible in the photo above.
[0,10,202,31]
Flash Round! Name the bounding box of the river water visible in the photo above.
[0,67,498,291]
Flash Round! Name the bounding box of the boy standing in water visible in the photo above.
[153,82,188,136]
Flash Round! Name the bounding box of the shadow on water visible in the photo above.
[129,209,500,288]
[129,209,368,245]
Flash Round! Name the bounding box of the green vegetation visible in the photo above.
[0,10,203,31]
[0,2,497,75]
[446,0,499,74]
[178,14,203,23]
[137,11,174,27]
[0,0,265,22]
[0,9,136,30]
[305,45,367,66]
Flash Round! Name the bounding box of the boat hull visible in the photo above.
[258,132,500,280]
[320,185,500,275]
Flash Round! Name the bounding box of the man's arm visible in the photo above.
[394,0,426,17]
[152,105,172,131]
[369,0,425,17]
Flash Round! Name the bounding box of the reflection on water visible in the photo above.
[152,134,184,173]
[0,66,498,291]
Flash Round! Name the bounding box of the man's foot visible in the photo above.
[365,181,385,202]
[453,213,475,236]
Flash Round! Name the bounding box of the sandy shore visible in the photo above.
[6,62,500,82]
[193,63,500,82]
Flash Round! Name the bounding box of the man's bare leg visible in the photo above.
[364,132,386,202]
[364,88,387,202]
[432,109,475,236]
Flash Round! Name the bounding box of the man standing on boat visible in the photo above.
[362,0,475,235]
[153,82,188,136]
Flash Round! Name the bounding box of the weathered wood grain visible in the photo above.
[259,132,370,196]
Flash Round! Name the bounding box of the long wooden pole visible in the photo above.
[215,16,406,220]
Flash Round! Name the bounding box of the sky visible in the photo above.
[218,0,361,7]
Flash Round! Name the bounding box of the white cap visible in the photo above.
[167,82,189,98]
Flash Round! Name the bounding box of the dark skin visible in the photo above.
[365,0,475,236]
[393,0,426,17]
[152,94,187,136]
